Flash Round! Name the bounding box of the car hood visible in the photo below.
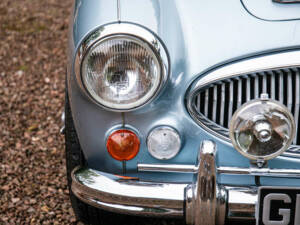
[120,0,300,85]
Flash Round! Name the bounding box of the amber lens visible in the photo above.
[106,129,140,161]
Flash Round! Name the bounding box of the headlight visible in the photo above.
[75,23,169,111]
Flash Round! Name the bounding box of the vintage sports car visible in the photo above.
[64,0,300,224]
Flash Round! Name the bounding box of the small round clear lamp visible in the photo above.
[147,126,181,160]
[229,94,295,161]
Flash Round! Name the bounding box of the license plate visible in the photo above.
[257,187,300,225]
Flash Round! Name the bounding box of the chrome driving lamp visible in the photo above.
[229,93,296,164]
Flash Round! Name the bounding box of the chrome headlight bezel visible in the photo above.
[74,23,169,112]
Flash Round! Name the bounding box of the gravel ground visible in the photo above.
[0,0,76,224]
[0,1,185,225]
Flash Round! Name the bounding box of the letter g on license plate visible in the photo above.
[258,187,300,225]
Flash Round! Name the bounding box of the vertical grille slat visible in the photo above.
[204,88,209,117]
[228,81,234,124]
[279,71,284,104]
[220,83,226,126]
[287,69,293,112]
[255,75,259,98]
[271,72,276,99]
[196,93,200,110]
[246,76,251,102]
[294,70,300,144]
[193,66,300,147]
[262,73,267,93]
[212,85,218,122]
[237,78,242,109]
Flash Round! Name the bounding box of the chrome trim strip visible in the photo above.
[218,166,300,178]
[138,163,197,173]
[74,23,169,112]
[187,50,300,157]
[188,51,300,95]
[138,164,300,178]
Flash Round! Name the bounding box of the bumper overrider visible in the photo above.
[71,141,259,225]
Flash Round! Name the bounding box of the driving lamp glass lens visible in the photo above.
[229,97,295,160]
[81,36,161,110]
[147,127,181,160]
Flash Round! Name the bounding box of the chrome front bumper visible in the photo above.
[71,140,263,225]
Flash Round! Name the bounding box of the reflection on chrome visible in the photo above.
[72,167,186,217]
[185,140,226,225]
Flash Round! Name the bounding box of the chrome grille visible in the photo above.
[192,67,300,146]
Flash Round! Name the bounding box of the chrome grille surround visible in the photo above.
[187,50,300,158]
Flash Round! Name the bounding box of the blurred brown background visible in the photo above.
[0,0,77,224]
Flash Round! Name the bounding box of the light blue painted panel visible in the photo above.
[242,0,300,21]
[67,0,300,185]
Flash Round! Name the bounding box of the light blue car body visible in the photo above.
[67,0,300,186]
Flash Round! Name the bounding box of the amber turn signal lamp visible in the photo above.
[106,129,140,161]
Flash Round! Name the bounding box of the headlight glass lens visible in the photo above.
[81,36,162,110]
